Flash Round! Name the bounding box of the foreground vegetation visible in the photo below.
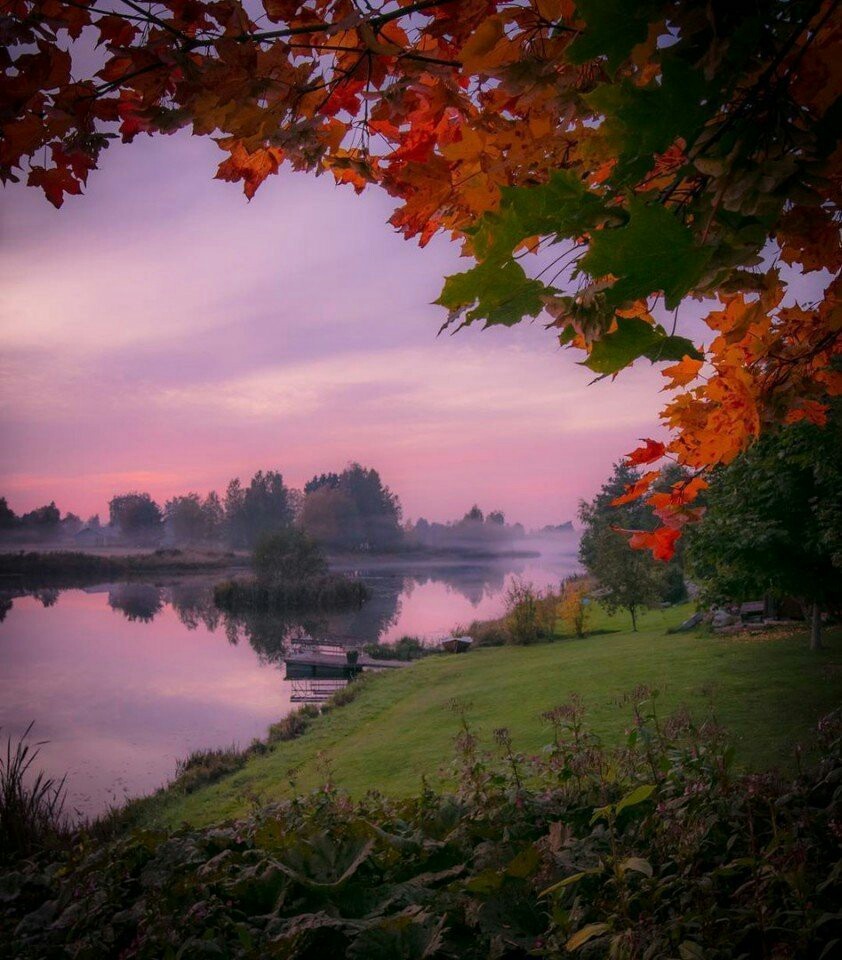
[2,692,840,959]
[141,605,842,828]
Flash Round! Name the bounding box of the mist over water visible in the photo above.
[0,545,579,817]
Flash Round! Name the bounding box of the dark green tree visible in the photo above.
[164,493,207,544]
[578,462,681,630]
[252,529,327,583]
[224,471,294,548]
[108,493,162,543]
[688,407,842,650]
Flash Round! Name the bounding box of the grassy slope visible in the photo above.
[151,603,842,828]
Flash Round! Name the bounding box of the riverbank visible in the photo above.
[0,549,246,588]
[139,602,842,828]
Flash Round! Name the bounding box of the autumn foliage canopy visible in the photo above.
[2,0,840,557]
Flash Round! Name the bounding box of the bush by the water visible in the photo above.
[214,574,369,612]
[214,530,370,612]
[363,635,427,661]
[2,697,840,959]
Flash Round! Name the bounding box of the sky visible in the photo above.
[1,130,672,528]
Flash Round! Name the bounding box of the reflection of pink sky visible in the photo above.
[380,560,570,642]
[0,131,672,527]
[0,591,292,817]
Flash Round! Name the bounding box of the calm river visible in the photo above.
[0,547,578,817]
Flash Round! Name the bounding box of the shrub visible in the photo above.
[363,636,426,660]
[323,676,367,709]
[214,573,370,612]
[173,745,247,794]
[456,618,510,647]
[558,575,593,637]
[267,705,321,744]
[504,578,541,645]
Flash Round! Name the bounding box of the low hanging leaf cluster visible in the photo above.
[2,697,841,958]
[2,1,840,557]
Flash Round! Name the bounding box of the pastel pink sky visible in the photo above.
[1,132,675,527]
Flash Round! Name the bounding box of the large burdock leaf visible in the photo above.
[347,908,446,959]
[582,200,712,309]
[266,830,376,892]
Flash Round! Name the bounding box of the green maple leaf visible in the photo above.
[567,0,661,74]
[587,59,711,182]
[436,259,546,329]
[584,317,702,374]
[581,199,712,309]
[471,170,609,261]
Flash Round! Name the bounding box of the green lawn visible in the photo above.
[149,603,842,828]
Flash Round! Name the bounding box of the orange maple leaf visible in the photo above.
[661,355,703,389]
[625,439,665,466]
[611,470,659,506]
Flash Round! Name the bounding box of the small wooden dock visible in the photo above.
[283,648,408,679]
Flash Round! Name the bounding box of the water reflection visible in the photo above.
[0,548,578,814]
[109,583,165,623]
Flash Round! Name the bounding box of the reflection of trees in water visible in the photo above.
[167,581,221,632]
[409,562,515,606]
[34,588,60,608]
[223,609,326,665]
[359,561,526,611]
[0,596,12,622]
[317,574,402,643]
[107,583,164,622]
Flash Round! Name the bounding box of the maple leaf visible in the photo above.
[96,14,137,48]
[459,16,507,74]
[625,439,665,466]
[611,470,659,506]
[661,355,703,389]
[616,525,682,562]
[785,400,829,426]
[581,199,712,310]
[584,317,702,375]
[27,163,83,208]
[215,142,285,200]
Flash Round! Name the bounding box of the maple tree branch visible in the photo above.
[181,0,458,47]
[285,41,458,67]
[118,0,188,42]
[60,1,148,23]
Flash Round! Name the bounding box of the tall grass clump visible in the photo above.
[0,724,69,864]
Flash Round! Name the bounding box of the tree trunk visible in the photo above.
[630,605,637,632]
[810,603,823,651]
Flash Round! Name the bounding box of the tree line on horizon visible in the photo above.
[0,464,547,554]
